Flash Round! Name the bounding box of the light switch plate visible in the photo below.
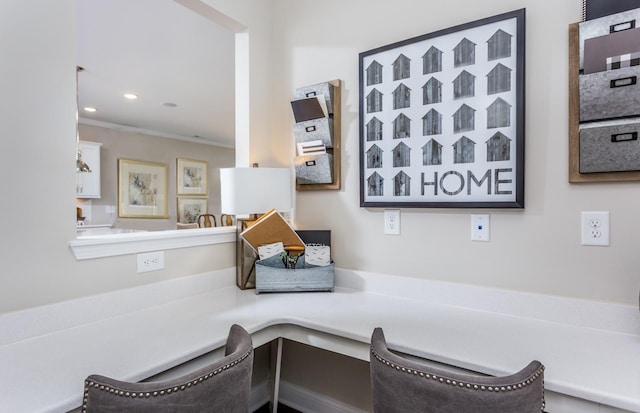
[384,209,400,235]
[471,214,490,242]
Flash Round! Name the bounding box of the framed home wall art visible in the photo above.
[176,158,208,195]
[118,159,169,218]
[359,9,525,208]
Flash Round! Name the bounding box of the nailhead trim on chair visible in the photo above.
[371,346,546,411]
[81,348,252,413]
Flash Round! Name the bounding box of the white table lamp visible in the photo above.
[220,167,292,216]
[220,167,292,289]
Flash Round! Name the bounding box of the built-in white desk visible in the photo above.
[1,269,638,413]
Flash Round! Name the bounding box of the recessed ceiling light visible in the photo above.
[124,93,138,100]
[162,102,178,108]
[83,107,97,112]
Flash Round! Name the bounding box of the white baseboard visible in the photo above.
[250,380,270,412]
[279,380,369,413]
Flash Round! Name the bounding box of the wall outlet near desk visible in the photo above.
[581,211,609,246]
[137,251,165,273]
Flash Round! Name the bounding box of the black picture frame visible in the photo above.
[359,9,525,209]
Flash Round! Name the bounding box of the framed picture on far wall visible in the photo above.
[177,197,208,224]
[177,158,208,195]
[359,9,525,208]
[118,159,169,218]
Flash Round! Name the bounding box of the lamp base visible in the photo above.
[236,218,258,289]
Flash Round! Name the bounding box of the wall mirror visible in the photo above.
[75,0,237,235]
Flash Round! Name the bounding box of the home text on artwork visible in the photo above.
[421,167,513,197]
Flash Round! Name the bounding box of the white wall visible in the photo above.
[198,0,280,167]
[0,0,79,313]
[267,0,640,306]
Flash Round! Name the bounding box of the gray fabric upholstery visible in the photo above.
[370,327,545,413]
[82,324,253,413]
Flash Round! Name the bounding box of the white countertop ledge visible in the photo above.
[69,226,236,259]
[1,269,639,412]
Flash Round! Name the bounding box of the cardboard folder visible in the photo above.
[240,209,304,252]
[585,0,640,20]
[290,96,327,122]
[583,27,640,73]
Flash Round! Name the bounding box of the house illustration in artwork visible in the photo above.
[393,83,411,110]
[422,138,443,165]
[453,136,476,164]
[422,109,442,136]
[366,117,384,141]
[393,113,411,139]
[423,77,443,105]
[367,144,384,168]
[366,60,383,86]
[487,97,511,129]
[487,63,512,95]
[367,172,384,196]
[366,88,383,113]
[423,46,443,74]
[393,141,411,167]
[487,29,512,61]
[453,104,475,133]
[453,70,476,99]
[394,171,411,196]
[453,37,476,67]
[393,54,411,81]
[486,132,511,162]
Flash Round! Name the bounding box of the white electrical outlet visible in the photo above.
[384,209,401,235]
[471,214,490,242]
[581,211,609,246]
[137,251,165,273]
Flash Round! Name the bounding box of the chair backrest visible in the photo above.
[82,324,253,413]
[176,222,198,229]
[197,213,217,228]
[370,327,545,413]
[220,214,234,226]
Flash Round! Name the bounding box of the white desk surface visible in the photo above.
[1,270,639,413]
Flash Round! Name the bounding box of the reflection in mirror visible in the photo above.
[75,0,236,235]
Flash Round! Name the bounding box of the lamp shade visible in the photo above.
[220,167,292,215]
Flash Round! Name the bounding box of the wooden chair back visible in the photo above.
[197,214,217,228]
[220,214,234,226]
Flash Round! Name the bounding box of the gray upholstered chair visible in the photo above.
[82,324,253,413]
[370,327,545,413]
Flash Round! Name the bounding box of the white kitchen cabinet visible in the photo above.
[76,140,102,198]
